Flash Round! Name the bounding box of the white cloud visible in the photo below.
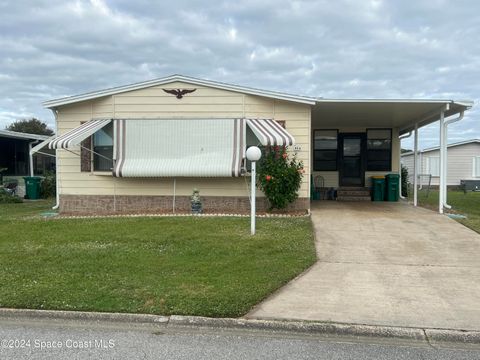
[0,0,478,147]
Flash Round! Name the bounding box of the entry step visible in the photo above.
[337,187,371,201]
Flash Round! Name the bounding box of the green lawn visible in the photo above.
[409,189,480,233]
[0,201,316,317]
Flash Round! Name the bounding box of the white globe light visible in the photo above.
[246,146,262,161]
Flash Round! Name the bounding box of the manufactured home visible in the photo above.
[402,139,480,186]
[37,75,472,214]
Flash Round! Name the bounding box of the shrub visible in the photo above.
[257,146,303,210]
[40,171,56,199]
[0,188,23,203]
[401,164,409,197]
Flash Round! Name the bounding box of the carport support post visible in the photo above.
[413,123,418,207]
[439,108,446,214]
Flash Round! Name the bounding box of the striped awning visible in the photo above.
[48,119,111,149]
[113,119,245,178]
[246,118,295,146]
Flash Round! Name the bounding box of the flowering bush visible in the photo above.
[257,146,304,210]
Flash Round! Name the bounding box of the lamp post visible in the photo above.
[246,146,261,235]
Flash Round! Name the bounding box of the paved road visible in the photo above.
[0,317,479,359]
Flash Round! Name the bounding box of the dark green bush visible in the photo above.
[0,188,23,203]
[40,171,56,199]
[257,146,303,210]
[401,164,409,197]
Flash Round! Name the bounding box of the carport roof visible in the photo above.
[0,129,50,141]
[312,99,473,135]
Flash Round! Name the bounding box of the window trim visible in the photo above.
[313,129,339,171]
[366,128,392,172]
[473,156,480,178]
[427,156,440,177]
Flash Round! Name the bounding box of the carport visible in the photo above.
[311,99,473,212]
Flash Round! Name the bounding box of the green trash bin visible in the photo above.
[23,176,42,200]
[385,173,400,202]
[371,176,385,201]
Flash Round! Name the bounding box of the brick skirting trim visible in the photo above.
[59,195,310,215]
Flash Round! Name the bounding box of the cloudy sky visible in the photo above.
[1,0,478,149]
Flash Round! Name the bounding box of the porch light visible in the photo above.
[246,146,262,235]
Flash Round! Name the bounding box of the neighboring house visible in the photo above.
[39,74,472,214]
[0,129,56,196]
[401,139,480,186]
[0,129,55,177]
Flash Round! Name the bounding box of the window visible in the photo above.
[474,157,480,177]
[313,130,338,171]
[93,122,113,171]
[427,156,440,177]
[366,129,392,171]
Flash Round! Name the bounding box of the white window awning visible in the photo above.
[113,119,246,178]
[48,119,112,149]
[246,118,295,146]
[50,117,296,178]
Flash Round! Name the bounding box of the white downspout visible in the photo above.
[399,131,412,200]
[28,141,37,177]
[413,123,419,206]
[419,152,423,190]
[443,111,464,210]
[50,109,60,210]
[439,106,447,214]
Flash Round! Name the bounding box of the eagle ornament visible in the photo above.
[162,88,196,99]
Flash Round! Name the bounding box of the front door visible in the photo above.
[339,133,365,187]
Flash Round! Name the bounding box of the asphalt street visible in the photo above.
[0,317,479,360]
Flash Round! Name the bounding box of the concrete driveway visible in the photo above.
[247,201,480,330]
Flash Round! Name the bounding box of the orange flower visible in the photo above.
[282,153,288,159]
[266,175,272,181]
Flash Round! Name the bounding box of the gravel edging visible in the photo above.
[0,308,479,344]
[53,212,310,220]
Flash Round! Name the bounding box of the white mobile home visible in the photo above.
[37,75,473,215]
[402,139,480,186]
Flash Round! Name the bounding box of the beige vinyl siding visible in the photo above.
[55,81,311,199]
[401,143,480,186]
[312,172,338,188]
[312,127,400,188]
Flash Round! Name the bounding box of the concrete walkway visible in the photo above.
[248,201,480,330]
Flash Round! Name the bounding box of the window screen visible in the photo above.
[93,122,114,171]
[366,129,392,171]
[313,130,338,171]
